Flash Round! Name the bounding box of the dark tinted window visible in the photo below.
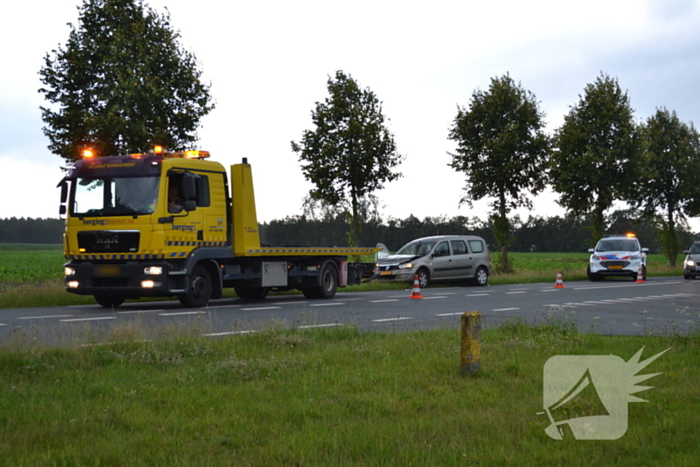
[434,242,450,257]
[451,240,468,255]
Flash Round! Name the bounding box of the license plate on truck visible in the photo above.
[380,271,392,276]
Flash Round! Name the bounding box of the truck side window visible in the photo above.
[195,175,210,207]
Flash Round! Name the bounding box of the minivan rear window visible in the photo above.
[468,240,484,253]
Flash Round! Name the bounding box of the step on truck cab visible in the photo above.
[58,147,378,308]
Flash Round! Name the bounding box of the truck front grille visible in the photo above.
[77,230,140,253]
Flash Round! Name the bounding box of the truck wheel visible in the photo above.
[234,287,270,299]
[178,264,212,308]
[473,267,488,286]
[94,294,125,308]
[416,268,430,289]
[303,262,338,299]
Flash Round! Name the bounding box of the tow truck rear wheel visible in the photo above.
[178,264,212,308]
[94,294,125,308]
[303,262,338,299]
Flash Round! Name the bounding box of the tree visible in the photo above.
[636,109,700,265]
[39,0,214,164]
[448,74,550,273]
[550,73,640,243]
[291,70,403,249]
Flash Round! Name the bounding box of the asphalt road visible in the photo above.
[1,276,699,347]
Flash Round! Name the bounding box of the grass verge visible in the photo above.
[0,322,697,465]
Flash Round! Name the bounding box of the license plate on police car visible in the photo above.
[609,265,623,270]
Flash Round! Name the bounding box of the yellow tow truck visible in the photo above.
[58,147,378,308]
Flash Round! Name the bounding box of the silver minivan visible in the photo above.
[375,235,492,288]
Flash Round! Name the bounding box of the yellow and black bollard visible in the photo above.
[460,311,482,375]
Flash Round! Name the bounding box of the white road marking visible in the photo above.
[203,305,243,309]
[435,312,465,317]
[372,317,412,323]
[310,303,345,307]
[297,323,341,329]
[204,330,255,337]
[492,307,520,312]
[573,282,682,291]
[60,317,117,322]
[506,291,527,295]
[17,314,74,320]
[117,309,165,314]
[240,307,281,311]
[540,289,560,292]
[466,293,490,297]
[269,301,308,305]
[371,299,400,303]
[158,311,206,316]
[422,296,448,300]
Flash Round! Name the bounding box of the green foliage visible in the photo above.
[636,109,700,266]
[291,70,404,247]
[551,73,641,243]
[449,73,551,272]
[0,326,698,465]
[38,0,214,163]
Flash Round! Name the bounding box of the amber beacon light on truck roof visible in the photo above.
[80,146,211,160]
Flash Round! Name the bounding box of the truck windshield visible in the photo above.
[397,241,436,256]
[72,176,160,217]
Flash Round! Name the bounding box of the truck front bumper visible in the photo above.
[64,260,174,298]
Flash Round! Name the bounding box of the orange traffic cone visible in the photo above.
[554,270,565,289]
[636,265,645,283]
[410,274,424,299]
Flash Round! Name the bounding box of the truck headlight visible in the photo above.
[141,280,162,288]
[67,280,79,288]
[65,267,76,276]
[398,263,414,269]
[143,266,163,275]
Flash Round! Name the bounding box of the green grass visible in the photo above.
[0,245,685,309]
[0,323,697,466]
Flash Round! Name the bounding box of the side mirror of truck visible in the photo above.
[57,177,69,218]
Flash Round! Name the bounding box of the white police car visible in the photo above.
[587,234,648,281]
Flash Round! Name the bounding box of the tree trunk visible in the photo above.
[666,203,677,267]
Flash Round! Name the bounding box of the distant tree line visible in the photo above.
[3,210,695,253]
[0,218,64,244]
[259,209,696,254]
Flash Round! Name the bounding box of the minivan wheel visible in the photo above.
[416,268,430,289]
[474,267,488,286]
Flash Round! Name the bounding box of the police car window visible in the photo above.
[468,240,484,253]
[451,240,467,255]
[434,242,450,257]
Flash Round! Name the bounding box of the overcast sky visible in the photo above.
[2,0,700,233]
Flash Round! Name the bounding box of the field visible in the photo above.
[0,243,685,309]
[0,322,698,465]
